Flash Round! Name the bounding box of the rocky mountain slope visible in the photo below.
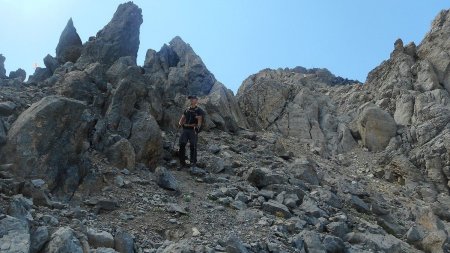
[1,2,450,253]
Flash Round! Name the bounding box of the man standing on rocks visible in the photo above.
[178,95,205,168]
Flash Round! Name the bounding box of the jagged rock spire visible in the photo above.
[56,18,82,64]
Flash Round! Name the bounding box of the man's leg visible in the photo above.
[179,130,188,166]
[189,130,198,166]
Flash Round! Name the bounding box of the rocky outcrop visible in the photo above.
[56,18,83,64]
[0,215,31,253]
[8,68,26,82]
[1,96,91,198]
[0,54,6,78]
[143,36,248,131]
[237,68,359,155]
[76,2,142,67]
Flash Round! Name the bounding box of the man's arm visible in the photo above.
[178,114,186,127]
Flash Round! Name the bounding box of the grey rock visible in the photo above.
[0,101,17,116]
[262,200,292,218]
[31,179,45,188]
[106,139,136,169]
[350,195,370,214]
[87,228,114,249]
[114,176,125,188]
[0,119,6,145]
[0,215,30,253]
[155,166,179,191]
[291,160,320,185]
[91,248,119,253]
[300,230,326,253]
[114,228,134,253]
[27,67,51,84]
[283,193,301,209]
[77,2,142,66]
[1,96,89,199]
[208,144,221,154]
[406,226,423,243]
[95,199,120,214]
[45,227,83,253]
[8,68,26,82]
[7,194,33,222]
[44,54,60,74]
[167,203,188,215]
[56,70,99,103]
[313,188,342,209]
[129,111,162,166]
[225,234,249,253]
[246,167,287,188]
[56,18,82,64]
[326,222,349,239]
[323,235,345,253]
[300,197,328,218]
[231,200,247,210]
[30,226,49,253]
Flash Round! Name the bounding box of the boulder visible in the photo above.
[356,103,397,151]
[7,194,33,222]
[56,70,99,103]
[105,138,135,169]
[77,2,142,67]
[87,228,114,249]
[155,166,179,191]
[0,215,30,253]
[8,68,26,82]
[129,111,162,166]
[245,167,287,188]
[114,228,134,253]
[45,227,83,253]
[262,200,292,218]
[0,119,6,145]
[56,18,82,64]
[1,96,90,198]
[225,234,249,253]
[30,226,49,253]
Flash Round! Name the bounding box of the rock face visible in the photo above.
[56,18,83,64]
[143,36,248,131]
[1,96,91,197]
[237,68,359,156]
[77,2,143,67]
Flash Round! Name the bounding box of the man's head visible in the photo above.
[188,95,198,107]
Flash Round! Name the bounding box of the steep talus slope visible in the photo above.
[1,2,450,253]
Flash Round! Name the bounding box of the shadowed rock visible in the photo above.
[56,18,82,64]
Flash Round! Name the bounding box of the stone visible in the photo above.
[300,230,326,253]
[95,199,120,214]
[92,248,119,253]
[129,111,162,166]
[30,226,49,253]
[291,159,320,185]
[155,166,179,191]
[245,167,286,188]
[45,227,83,253]
[56,70,99,103]
[262,200,292,218]
[356,103,397,151]
[323,235,345,253]
[283,193,301,209]
[106,139,136,169]
[406,226,423,243]
[351,195,370,214]
[44,54,60,74]
[87,228,114,249]
[114,228,134,253]
[0,101,17,116]
[7,194,33,222]
[56,18,82,63]
[77,2,143,66]
[27,67,51,84]
[31,179,45,188]
[326,222,349,239]
[0,119,6,145]
[8,68,26,82]
[225,234,249,253]
[0,215,30,253]
[1,96,90,199]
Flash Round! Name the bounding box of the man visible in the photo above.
[178,95,205,167]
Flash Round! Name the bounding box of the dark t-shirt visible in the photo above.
[183,106,205,125]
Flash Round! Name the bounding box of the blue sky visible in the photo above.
[0,1,448,93]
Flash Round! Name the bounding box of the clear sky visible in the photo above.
[0,1,448,93]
